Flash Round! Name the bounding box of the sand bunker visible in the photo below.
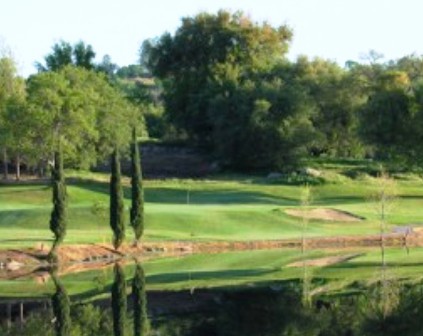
[287,253,364,267]
[285,208,363,222]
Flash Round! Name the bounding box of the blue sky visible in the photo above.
[1,0,422,77]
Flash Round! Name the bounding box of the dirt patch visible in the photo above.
[285,208,364,222]
[55,244,122,264]
[287,253,364,267]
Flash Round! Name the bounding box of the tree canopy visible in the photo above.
[3,14,423,174]
[140,11,423,170]
[36,40,96,72]
[26,65,138,169]
[0,56,27,178]
[143,11,292,145]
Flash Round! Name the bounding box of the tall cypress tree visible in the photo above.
[110,148,125,250]
[49,139,67,255]
[51,273,71,336]
[132,263,149,336]
[112,263,127,336]
[130,127,144,244]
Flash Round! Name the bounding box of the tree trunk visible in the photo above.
[2,148,8,180]
[38,160,44,177]
[15,154,21,181]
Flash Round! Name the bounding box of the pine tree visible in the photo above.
[49,140,67,255]
[132,263,149,336]
[110,148,125,250]
[112,263,127,336]
[130,127,144,244]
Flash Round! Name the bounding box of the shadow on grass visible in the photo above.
[399,195,423,200]
[72,179,298,205]
[313,195,367,205]
[0,185,50,194]
[146,268,276,284]
[0,238,53,243]
[329,261,423,269]
[145,188,297,205]
[69,175,423,207]
[0,179,50,187]
[314,194,423,207]
[68,178,110,194]
[58,268,277,302]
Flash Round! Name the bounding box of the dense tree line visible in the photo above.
[142,10,423,171]
[2,10,423,175]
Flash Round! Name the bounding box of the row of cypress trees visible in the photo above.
[110,127,144,250]
[49,126,144,257]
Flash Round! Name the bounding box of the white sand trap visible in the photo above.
[285,208,363,222]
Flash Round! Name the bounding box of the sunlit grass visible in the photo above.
[1,167,423,248]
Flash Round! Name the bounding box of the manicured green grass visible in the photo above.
[2,163,423,299]
[1,167,423,248]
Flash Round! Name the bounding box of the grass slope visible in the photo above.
[0,166,423,248]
